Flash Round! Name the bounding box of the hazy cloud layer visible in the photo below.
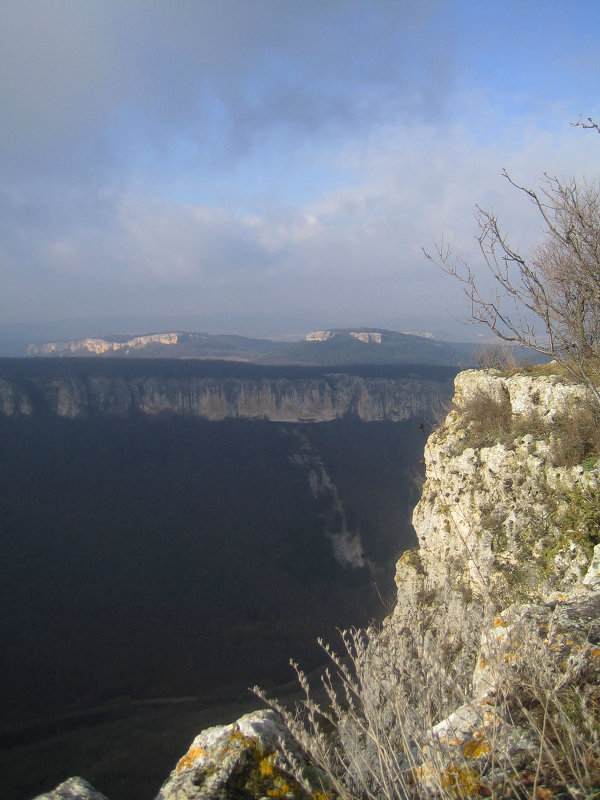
[1,0,599,338]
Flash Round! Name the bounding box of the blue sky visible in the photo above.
[1,0,599,339]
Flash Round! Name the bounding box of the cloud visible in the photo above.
[2,109,599,331]
[1,1,599,336]
[0,0,451,180]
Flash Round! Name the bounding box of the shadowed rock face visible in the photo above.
[0,373,450,422]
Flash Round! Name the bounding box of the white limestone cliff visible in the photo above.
[27,333,180,356]
[389,369,599,642]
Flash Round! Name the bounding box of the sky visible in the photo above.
[1,0,599,341]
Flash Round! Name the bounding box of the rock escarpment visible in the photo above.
[389,369,599,640]
[0,372,449,422]
[380,368,600,794]
[27,333,180,357]
[35,368,600,799]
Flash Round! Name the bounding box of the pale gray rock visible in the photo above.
[378,371,600,796]
[33,776,108,800]
[27,333,179,356]
[388,369,599,656]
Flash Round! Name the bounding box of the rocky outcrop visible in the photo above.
[0,372,449,422]
[155,709,326,800]
[33,777,108,800]
[380,368,600,795]
[423,546,600,776]
[389,369,599,641]
[306,329,383,343]
[0,377,33,415]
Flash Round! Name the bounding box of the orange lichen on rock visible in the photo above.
[463,736,491,759]
[176,745,207,774]
[313,791,336,800]
[408,760,436,786]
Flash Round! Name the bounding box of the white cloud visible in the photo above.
[1,1,599,335]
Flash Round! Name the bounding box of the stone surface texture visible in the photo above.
[33,776,109,800]
[383,369,600,795]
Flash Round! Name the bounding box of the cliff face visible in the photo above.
[0,372,448,422]
[27,333,180,356]
[389,369,598,639]
[377,368,600,793]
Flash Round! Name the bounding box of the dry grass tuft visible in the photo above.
[551,404,600,467]
[458,390,513,449]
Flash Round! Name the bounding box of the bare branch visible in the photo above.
[572,115,600,135]
[427,127,600,402]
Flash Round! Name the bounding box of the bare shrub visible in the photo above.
[458,389,513,448]
[424,121,600,406]
[456,390,600,459]
[551,403,600,467]
[481,616,600,798]
[475,343,518,371]
[255,613,483,800]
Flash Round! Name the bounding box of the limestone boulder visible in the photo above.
[33,777,108,800]
[155,709,327,800]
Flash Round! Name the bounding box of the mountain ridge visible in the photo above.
[24,327,479,366]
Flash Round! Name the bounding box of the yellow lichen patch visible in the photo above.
[267,778,295,797]
[493,616,508,627]
[313,791,336,800]
[176,745,207,774]
[590,648,600,659]
[218,726,258,760]
[463,736,491,759]
[441,765,481,798]
[243,745,308,800]
[258,756,276,777]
